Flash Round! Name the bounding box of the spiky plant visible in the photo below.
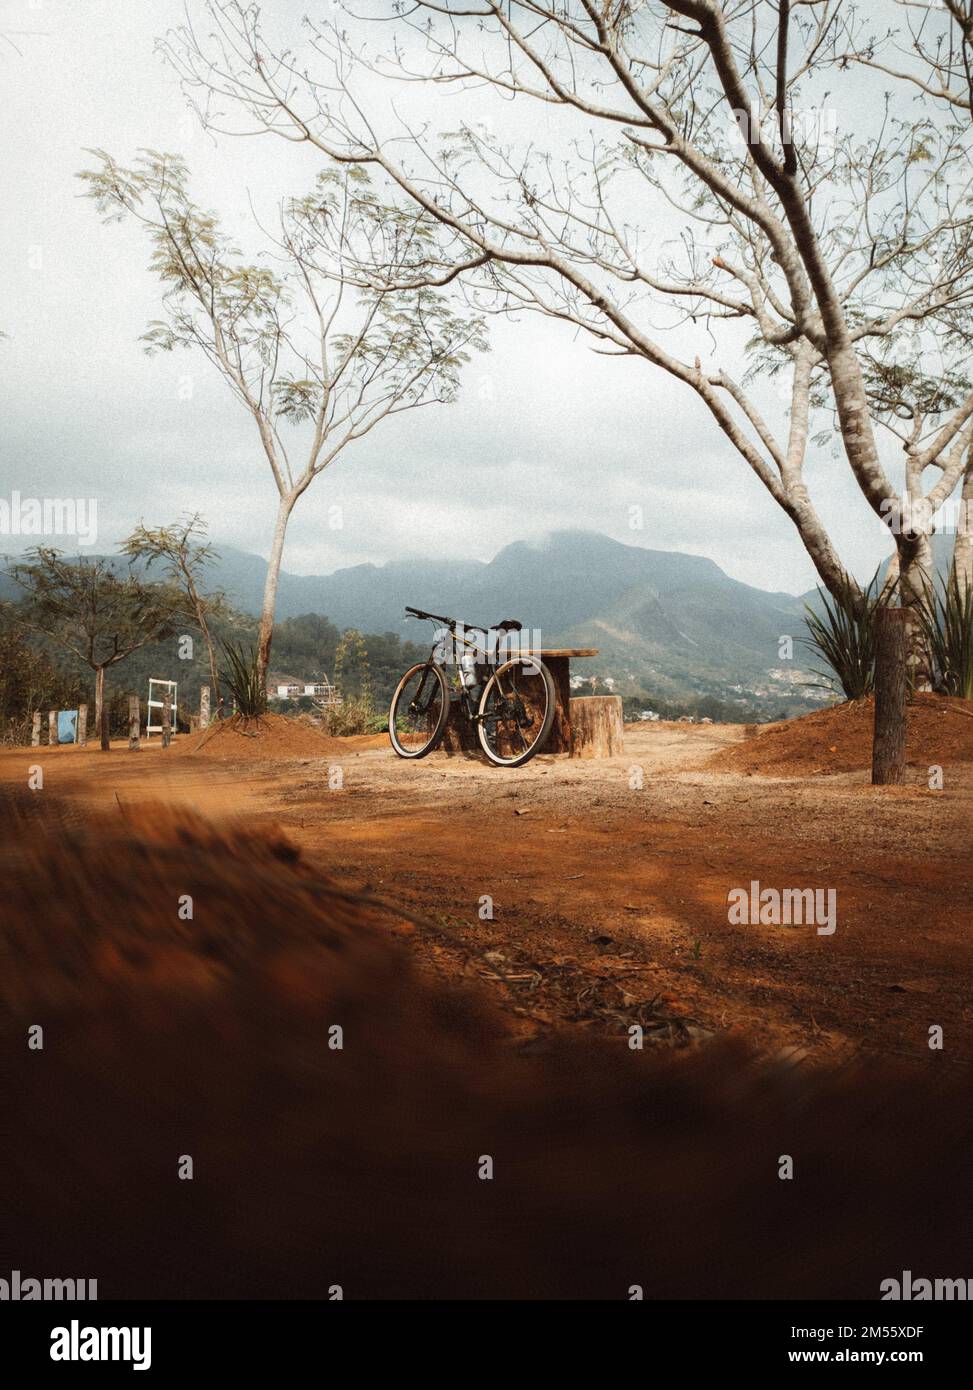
[801,570,884,700]
[218,639,266,719]
[919,570,973,699]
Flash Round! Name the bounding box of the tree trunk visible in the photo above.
[198,612,221,709]
[94,665,106,736]
[77,704,87,748]
[951,451,973,598]
[570,696,625,759]
[162,689,172,749]
[31,711,41,747]
[186,570,222,708]
[99,691,110,752]
[48,710,59,746]
[256,492,296,696]
[872,607,910,786]
[898,534,934,691]
[200,685,211,730]
[128,695,141,750]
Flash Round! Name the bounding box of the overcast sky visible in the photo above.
[1,0,918,593]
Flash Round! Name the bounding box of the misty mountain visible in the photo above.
[201,530,811,701]
[11,528,951,707]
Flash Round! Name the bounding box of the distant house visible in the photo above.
[270,672,341,706]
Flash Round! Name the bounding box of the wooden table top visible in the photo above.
[524,649,599,658]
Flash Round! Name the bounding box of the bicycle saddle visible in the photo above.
[495,618,522,631]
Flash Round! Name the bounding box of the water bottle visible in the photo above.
[459,648,480,697]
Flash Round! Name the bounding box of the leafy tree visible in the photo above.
[0,607,86,745]
[79,150,487,694]
[333,627,373,706]
[6,549,179,749]
[121,512,230,707]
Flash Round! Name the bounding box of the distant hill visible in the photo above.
[4,529,911,711]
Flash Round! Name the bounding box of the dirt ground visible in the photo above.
[5,703,971,1066]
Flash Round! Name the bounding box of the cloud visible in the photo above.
[0,0,913,599]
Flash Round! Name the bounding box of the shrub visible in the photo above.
[219,639,266,718]
[320,693,374,736]
[919,570,973,700]
[801,571,883,700]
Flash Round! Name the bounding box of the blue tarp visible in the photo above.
[57,709,78,744]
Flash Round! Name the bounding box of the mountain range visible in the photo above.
[5,529,952,712]
[184,530,819,709]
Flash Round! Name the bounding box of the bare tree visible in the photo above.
[165,1,973,647]
[121,513,230,707]
[79,151,487,691]
[830,0,973,597]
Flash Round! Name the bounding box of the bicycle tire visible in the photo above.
[477,657,556,767]
[388,662,450,759]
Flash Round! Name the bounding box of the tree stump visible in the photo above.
[31,712,41,747]
[872,607,910,785]
[570,695,625,759]
[200,684,211,730]
[440,656,576,758]
[77,704,88,748]
[441,695,480,757]
[542,655,573,754]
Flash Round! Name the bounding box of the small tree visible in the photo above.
[0,606,86,746]
[121,513,228,707]
[328,627,374,733]
[6,548,179,749]
[79,151,487,695]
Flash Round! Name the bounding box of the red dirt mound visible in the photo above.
[2,790,972,1299]
[706,692,973,777]
[173,711,338,761]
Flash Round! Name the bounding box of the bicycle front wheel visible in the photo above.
[388,662,450,758]
[477,657,556,767]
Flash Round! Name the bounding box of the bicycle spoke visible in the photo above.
[391,665,446,755]
[481,663,550,763]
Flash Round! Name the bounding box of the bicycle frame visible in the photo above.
[392,606,555,766]
[407,609,500,724]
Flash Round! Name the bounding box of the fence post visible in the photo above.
[48,710,58,746]
[31,711,41,747]
[200,684,211,729]
[128,695,141,751]
[162,689,172,749]
[77,704,88,748]
[872,607,910,785]
[100,703,110,752]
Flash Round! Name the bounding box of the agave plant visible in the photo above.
[918,570,973,699]
[801,570,884,700]
[218,639,266,719]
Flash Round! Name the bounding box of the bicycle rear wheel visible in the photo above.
[477,657,556,767]
[388,662,450,758]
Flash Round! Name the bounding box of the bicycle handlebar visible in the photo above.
[404,605,489,634]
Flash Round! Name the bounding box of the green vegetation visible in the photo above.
[920,570,973,700]
[219,639,266,719]
[801,572,883,701]
[0,593,427,743]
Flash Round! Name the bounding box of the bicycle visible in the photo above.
[388,606,556,767]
